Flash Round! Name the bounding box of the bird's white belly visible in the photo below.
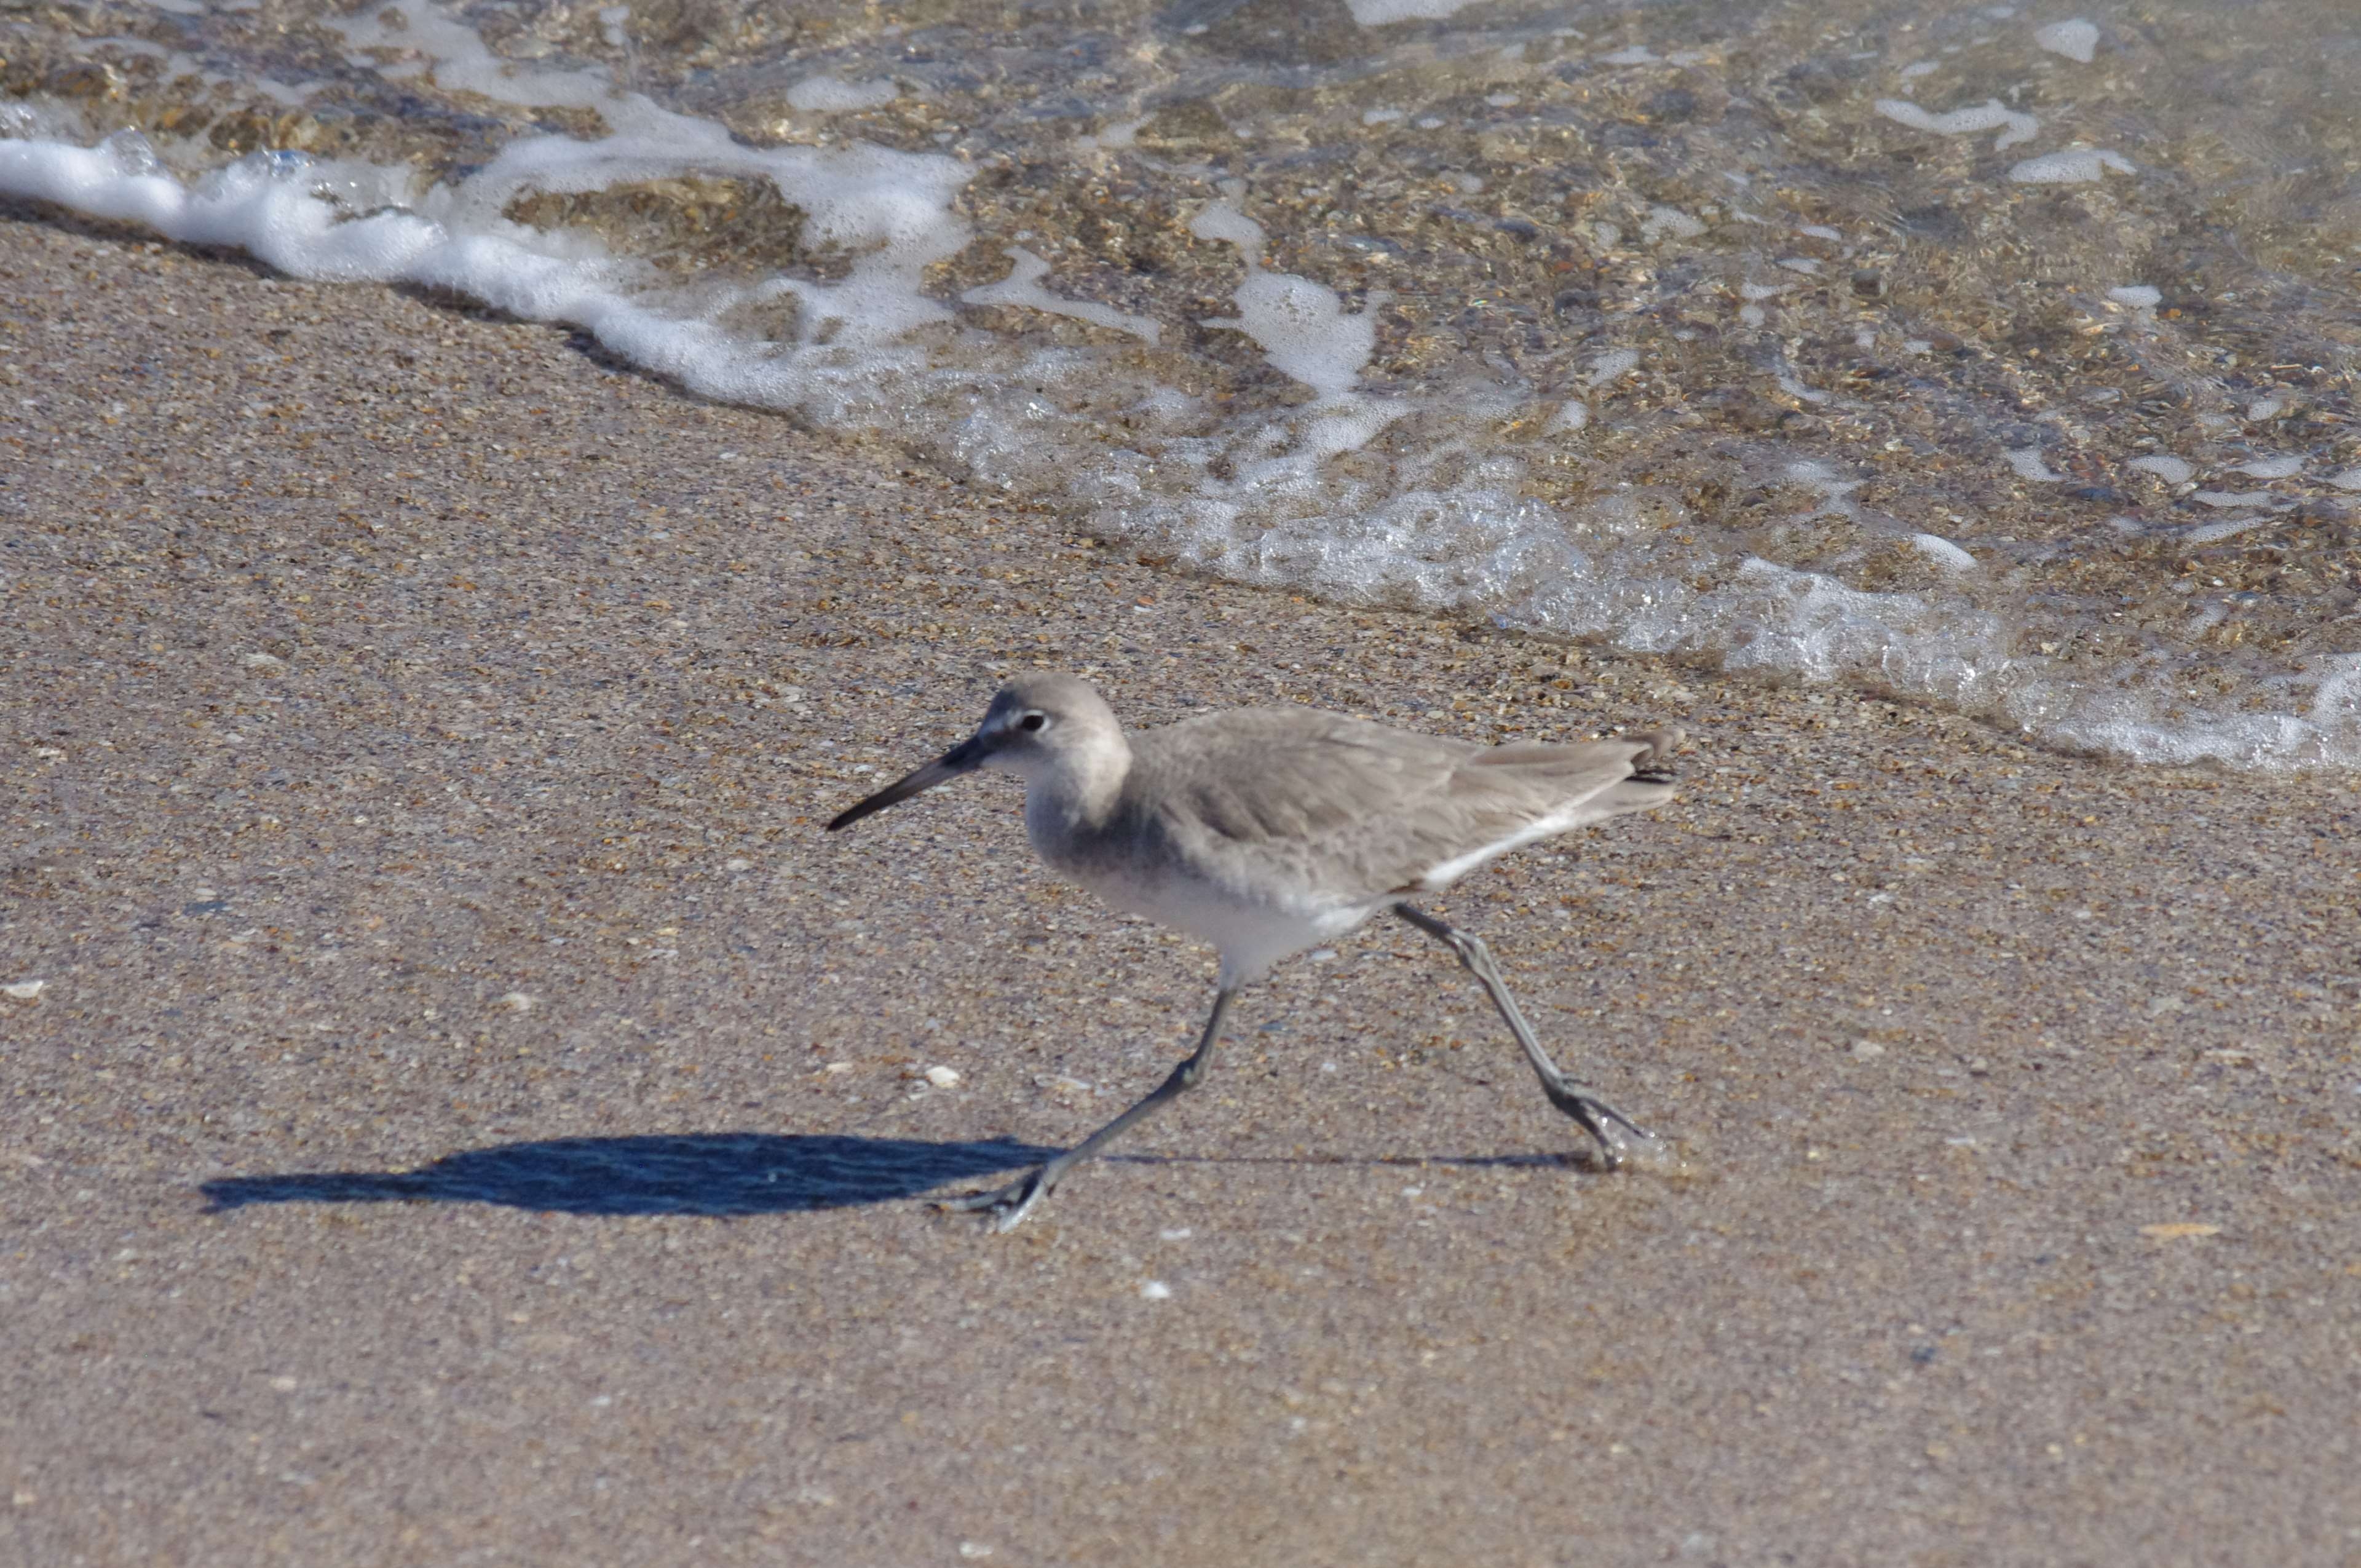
[1074,864,1377,986]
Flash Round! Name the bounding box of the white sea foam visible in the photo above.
[1584,349,1640,389]
[2129,455,2194,485]
[322,3,612,110]
[2193,491,2274,509]
[1193,204,1378,403]
[1875,97,2038,151]
[1346,0,1487,23]
[1785,461,1862,505]
[1640,205,1706,244]
[2331,468,2361,493]
[962,248,1160,344]
[2185,515,2268,546]
[7,1,2356,775]
[2008,149,2134,184]
[2235,455,2303,480]
[2033,19,2100,63]
[2006,448,2064,481]
[1187,199,1267,258]
[1081,117,1147,150]
[786,76,898,113]
[1913,534,1979,571]
[2106,284,2160,309]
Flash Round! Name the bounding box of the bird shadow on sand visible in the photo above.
[197,1135,1603,1219]
[198,1133,1062,1218]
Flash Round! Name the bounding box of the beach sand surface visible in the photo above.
[4,211,2358,1566]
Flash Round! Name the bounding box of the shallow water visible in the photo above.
[4,0,2357,767]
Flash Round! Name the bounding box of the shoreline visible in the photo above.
[4,209,2359,1565]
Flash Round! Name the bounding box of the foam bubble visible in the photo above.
[962,247,1160,344]
[2008,149,2135,184]
[786,76,898,113]
[2236,454,2301,479]
[2331,468,2361,493]
[1639,205,1706,244]
[1201,272,1377,402]
[1913,534,1979,571]
[2106,284,2161,309]
[2129,454,2194,485]
[2185,515,2267,546]
[2006,448,2064,481]
[1187,200,1267,258]
[1193,205,1378,404]
[2033,19,2100,63]
[1785,461,1862,503]
[1086,117,1147,149]
[1583,349,1640,388]
[1554,400,1590,432]
[1345,0,1487,23]
[1875,97,2039,151]
[322,3,612,109]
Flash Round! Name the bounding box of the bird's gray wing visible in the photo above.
[1132,711,1675,900]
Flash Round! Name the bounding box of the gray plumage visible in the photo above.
[828,671,1685,1230]
[1013,683,1678,983]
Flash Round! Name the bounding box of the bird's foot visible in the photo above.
[938,1166,1053,1232]
[1540,1079,1653,1168]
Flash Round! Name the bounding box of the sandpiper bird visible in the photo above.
[828,673,1683,1230]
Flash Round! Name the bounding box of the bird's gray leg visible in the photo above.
[943,986,1237,1232]
[1392,902,1650,1166]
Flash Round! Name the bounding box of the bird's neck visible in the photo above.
[1026,735,1133,842]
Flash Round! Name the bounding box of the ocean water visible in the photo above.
[4,0,2357,769]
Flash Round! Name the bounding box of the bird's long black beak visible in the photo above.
[826,732,994,831]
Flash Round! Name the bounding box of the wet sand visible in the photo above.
[3,208,2358,1567]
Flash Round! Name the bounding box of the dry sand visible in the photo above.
[3,208,2359,1567]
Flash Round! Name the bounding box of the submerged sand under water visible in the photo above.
[2,0,2358,772]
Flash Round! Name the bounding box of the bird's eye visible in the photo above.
[1019,711,1048,732]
